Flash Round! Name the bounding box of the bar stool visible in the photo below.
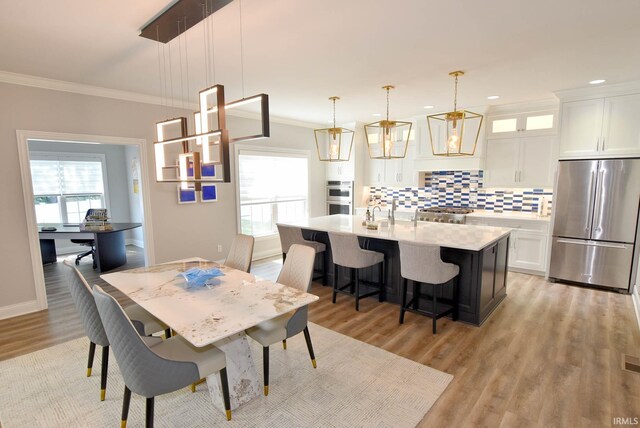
[398,241,459,334]
[277,224,327,285]
[328,231,385,311]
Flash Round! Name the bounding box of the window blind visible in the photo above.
[30,159,104,196]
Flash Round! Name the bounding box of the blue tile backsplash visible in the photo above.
[369,170,553,214]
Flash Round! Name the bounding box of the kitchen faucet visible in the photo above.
[372,205,382,221]
[389,199,397,225]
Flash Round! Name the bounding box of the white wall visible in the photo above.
[0,81,324,315]
[124,145,144,247]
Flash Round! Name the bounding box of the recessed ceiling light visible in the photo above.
[372,113,381,117]
[487,95,500,100]
[589,79,606,85]
[423,105,434,109]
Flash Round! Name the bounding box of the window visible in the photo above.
[238,150,308,237]
[30,152,107,224]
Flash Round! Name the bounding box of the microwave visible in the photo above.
[327,181,353,215]
[327,181,353,202]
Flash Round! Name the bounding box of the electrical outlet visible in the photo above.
[217,244,223,253]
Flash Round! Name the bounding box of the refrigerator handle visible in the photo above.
[584,169,596,233]
[592,169,605,234]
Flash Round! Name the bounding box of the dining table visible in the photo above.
[100,258,319,413]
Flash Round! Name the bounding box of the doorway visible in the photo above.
[16,130,155,311]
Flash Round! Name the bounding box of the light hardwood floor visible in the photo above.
[1,250,639,427]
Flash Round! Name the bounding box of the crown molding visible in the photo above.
[554,80,640,102]
[487,98,559,115]
[0,70,322,129]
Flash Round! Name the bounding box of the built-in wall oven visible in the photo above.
[327,181,353,215]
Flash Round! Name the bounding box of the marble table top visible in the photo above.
[280,215,511,251]
[101,258,318,347]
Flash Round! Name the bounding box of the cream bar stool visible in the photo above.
[277,224,327,285]
[328,231,385,311]
[398,241,459,334]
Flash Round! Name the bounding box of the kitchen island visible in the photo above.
[280,215,511,326]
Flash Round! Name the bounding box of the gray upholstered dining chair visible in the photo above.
[277,223,327,285]
[93,285,233,426]
[63,260,169,401]
[398,241,460,334]
[328,231,385,311]
[245,244,317,396]
[223,234,255,272]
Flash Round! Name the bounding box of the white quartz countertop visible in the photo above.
[282,215,511,252]
[467,210,551,222]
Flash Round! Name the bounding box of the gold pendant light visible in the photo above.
[314,97,354,162]
[365,85,412,159]
[428,71,483,157]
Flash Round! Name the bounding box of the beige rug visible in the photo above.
[0,323,452,428]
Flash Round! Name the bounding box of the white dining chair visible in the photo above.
[223,234,255,272]
[245,244,317,396]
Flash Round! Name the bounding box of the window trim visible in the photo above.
[29,151,111,223]
[234,144,311,237]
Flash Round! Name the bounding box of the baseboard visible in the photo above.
[252,248,281,262]
[633,288,640,332]
[0,300,43,320]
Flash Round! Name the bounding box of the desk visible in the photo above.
[38,223,142,272]
[101,258,318,413]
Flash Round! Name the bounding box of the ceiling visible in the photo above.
[2,0,640,125]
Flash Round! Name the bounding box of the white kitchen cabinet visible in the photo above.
[466,216,549,275]
[559,94,640,158]
[601,94,640,156]
[509,230,548,273]
[326,156,354,180]
[487,110,557,139]
[484,135,555,188]
[365,144,417,187]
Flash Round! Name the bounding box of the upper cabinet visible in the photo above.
[484,135,555,188]
[484,105,558,188]
[326,157,354,180]
[487,110,557,139]
[365,143,417,187]
[559,94,640,159]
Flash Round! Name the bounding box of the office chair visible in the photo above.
[72,209,96,268]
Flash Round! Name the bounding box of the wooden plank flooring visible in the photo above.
[1,251,639,427]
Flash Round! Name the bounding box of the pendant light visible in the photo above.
[427,71,483,157]
[314,97,354,162]
[364,85,412,159]
[150,0,270,188]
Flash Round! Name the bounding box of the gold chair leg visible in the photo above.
[190,378,206,393]
[100,389,106,401]
[282,340,287,350]
[226,410,232,421]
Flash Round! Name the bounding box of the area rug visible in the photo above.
[0,323,452,427]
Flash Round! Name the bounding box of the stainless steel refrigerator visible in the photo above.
[549,158,640,292]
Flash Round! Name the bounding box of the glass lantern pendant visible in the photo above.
[365,85,412,159]
[428,71,483,157]
[314,96,354,162]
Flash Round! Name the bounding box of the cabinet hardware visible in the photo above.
[514,171,517,182]
[601,137,605,151]
[596,137,600,151]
